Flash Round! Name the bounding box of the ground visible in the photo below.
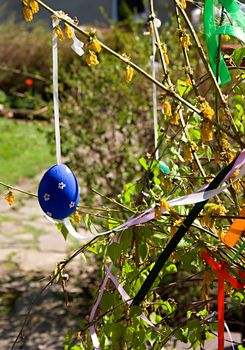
[0,176,99,350]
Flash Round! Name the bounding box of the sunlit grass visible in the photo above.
[0,118,55,184]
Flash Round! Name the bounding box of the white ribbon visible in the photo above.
[151,26,159,160]
[224,322,235,350]
[206,312,235,350]
[52,15,84,162]
[52,18,62,165]
[86,261,161,349]
[63,218,95,241]
[105,264,160,333]
[70,26,84,56]
[88,262,113,350]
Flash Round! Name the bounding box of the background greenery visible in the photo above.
[0,119,54,184]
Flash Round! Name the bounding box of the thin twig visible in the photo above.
[149,0,206,177]
[0,181,37,197]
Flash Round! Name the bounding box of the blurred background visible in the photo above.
[1,0,175,24]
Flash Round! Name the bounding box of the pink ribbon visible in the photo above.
[87,262,160,349]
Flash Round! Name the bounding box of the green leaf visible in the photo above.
[139,157,148,170]
[100,291,115,311]
[235,104,244,118]
[175,328,188,343]
[149,311,162,323]
[84,213,93,232]
[123,262,134,274]
[122,182,135,203]
[86,246,97,254]
[56,223,68,240]
[233,291,244,303]
[120,229,133,251]
[205,331,214,341]
[107,217,119,230]
[231,47,245,67]
[177,79,192,97]
[64,329,74,350]
[187,318,201,330]
[139,243,148,261]
[233,94,244,106]
[238,345,245,350]
[153,175,161,185]
[165,263,177,274]
[189,128,201,142]
[161,300,173,316]
[129,305,142,317]
[206,145,212,162]
[197,309,209,318]
[107,242,121,264]
[180,250,198,273]
[111,323,125,342]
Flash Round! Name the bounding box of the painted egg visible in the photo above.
[38,164,80,220]
[159,161,170,175]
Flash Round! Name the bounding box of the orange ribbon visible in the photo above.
[200,252,244,350]
[223,206,245,247]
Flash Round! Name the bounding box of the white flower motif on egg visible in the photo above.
[44,193,50,201]
[69,201,75,208]
[58,182,66,190]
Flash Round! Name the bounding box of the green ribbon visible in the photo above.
[232,241,245,262]
[204,0,245,85]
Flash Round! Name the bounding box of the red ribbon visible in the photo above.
[200,252,244,350]
[238,269,245,280]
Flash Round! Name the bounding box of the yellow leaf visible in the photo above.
[162,100,172,117]
[73,210,81,224]
[160,199,171,212]
[29,0,39,14]
[86,51,99,66]
[91,39,102,53]
[5,191,15,206]
[125,65,134,83]
[64,24,73,39]
[22,6,33,22]
[55,26,65,41]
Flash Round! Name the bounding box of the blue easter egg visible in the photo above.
[38,164,80,220]
[159,161,170,175]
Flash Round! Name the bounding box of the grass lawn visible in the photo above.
[0,118,55,184]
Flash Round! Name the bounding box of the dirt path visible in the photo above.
[0,176,99,349]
